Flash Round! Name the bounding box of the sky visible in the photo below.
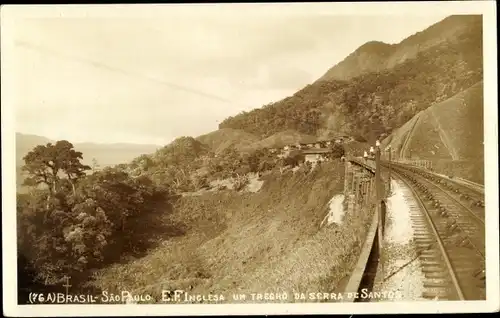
[2,4,451,145]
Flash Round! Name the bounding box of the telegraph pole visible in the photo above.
[387,145,392,193]
[375,140,384,276]
[375,140,383,235]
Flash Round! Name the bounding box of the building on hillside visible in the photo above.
[305,153,327,163]
[303,148,331,163]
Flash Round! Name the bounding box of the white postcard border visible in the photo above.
[2,1,498,316]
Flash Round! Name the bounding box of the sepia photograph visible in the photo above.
[1,1,498,316]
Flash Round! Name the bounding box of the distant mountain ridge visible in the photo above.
[16,133,161,167]
[318,15,482,81]
[218,14,483,143]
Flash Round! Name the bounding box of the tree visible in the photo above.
[330,144,345,159]
[56,141,91,196]
[22,141,91,196]
[17,144,174,294]
[283,151,305,167]
[22,144,59,194]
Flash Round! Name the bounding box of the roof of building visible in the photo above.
[302,148,332,154]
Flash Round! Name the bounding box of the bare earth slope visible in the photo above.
[382,81,484,183]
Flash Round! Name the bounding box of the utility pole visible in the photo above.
[375,141,383,233]
[387,145,392,194]
[375,140,384,275]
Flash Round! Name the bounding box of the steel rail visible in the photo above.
[392,169,466,300]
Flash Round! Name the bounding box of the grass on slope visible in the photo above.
[90,161,373,303]
[404,111,452,160]
[241,130,318,152]
[429,81,483,160]
[196,128,261,154]
[381,113,423,158]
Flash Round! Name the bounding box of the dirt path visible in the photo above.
[430,108,460,160]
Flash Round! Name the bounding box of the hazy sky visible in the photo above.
[3,4,450,145]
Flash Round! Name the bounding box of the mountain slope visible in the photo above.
[318,15,482,81]
[318,41,396,82]
[196,128,261,154]
[382,81,484,183]
[219,15,483,143]
[241,130,318,152]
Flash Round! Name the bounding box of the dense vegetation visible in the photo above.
[219,16,482,143]
[17,141,174,298]
[17,137,345,299]
[127,136,344,193]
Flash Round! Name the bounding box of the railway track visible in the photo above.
[388,162,485,221]
[388,164,486,300]
[344,158,486,301]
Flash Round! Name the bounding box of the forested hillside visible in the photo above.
[219,15,482,143]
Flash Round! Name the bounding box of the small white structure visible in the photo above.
[305,153,327,163]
